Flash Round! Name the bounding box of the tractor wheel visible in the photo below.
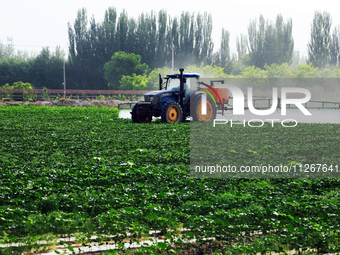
[161,101,183,123]
[131,104,152,123]
[191,94,216,122]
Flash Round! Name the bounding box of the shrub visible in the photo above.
[1,81,35,101]
[96,95,106,100]
[42,87,49,101]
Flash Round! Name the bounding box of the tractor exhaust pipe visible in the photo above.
[159,73,162,90]
[179,68,184,107]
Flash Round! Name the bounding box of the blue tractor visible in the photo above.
[131,68,217,123]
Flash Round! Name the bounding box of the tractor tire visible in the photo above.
[191,93,216,122]
[161,101,183,123]
[131,103,152,123]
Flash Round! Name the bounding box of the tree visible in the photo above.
[1,81,33,89]
[248,14,294,69]
[66,7,216,89]
[307,11,331,68]
[0,57,33,86]
[295,63,320,78]
[120,73,148,90]
[236,34,248,60]
[135,11,157,67]
[68,8,90,89]
[264,63,294,78]
[212,28,234,73]
[31,47,64,89]
[154,10,168,68]
[68,8,112,90]
[239,65,267,89]
[330,25,340,66]
[167,12,214,67]
[230,54,251,76]
[167,16,179,67]
[104,51,149,89]
[200,12,214,65]
[240,65,266,78]
[274,14,294,65]
[1,81,34,101]
[101,7,118,62]
[176,12,194,66]
[248,15,266,68]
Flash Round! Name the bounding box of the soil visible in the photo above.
[0,99,136,107]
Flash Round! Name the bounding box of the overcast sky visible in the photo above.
[1,0,339,58]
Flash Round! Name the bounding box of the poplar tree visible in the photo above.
[307,11,331,68]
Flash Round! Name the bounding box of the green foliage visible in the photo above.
[2,81,33,89]
[143,63,340,91]
[104,51,149,89]
[307,11,332,68]
[23,91,29,102]
[171,12,214,67]
[211,28,234,73]
[0,106,340,254]
[0,40,15,59]
[318,67,340,78]
[119,73,148,90]
[230,54,251,76]
[42,87,49,100]
[295,63,320,78]
[248,14,294,69]
[146,67,172,90]
[1,82,34,101]
[264,63,294,78]
[239,65,266,78]
[96,95,106,100]
[236,34,248,60]
[330,25,340,66]
[0,47,64,91]
[32,47,64,89]
[67,8,215,90]
[237,65,267,88]
[0,57,33,87]
[3,8,340,92]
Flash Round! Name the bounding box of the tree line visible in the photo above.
[66,7,217,89]
[1,8,340,91]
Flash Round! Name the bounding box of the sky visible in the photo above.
[1,0,339,59]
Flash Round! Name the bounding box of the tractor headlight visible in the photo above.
[144,95,159,106]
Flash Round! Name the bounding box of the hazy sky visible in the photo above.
[1,0,339,58]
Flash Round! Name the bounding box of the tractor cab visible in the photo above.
[161,72,200,104]
[131,68,217,123]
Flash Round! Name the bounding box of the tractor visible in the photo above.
[131,68,225,123]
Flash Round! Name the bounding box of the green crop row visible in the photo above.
[1,105,340,254]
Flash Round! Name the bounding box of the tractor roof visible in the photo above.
[166,73,200,78]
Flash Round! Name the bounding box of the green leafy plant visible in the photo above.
[0,105,339,254]
[96,95,106,100]
[42,87,50,100]
[23,91,29,101]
